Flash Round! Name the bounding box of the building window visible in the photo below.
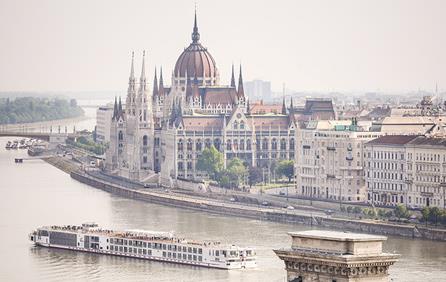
[118,131,123,141]
[143,135,148,146]
[240,121,245,129]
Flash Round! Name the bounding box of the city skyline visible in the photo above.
[0,0,445,93]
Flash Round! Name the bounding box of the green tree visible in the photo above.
[421,206,430,226]
[353,206,362,215]
[394,204,410,219]
[276,160,294,182]
[248,166,262,187]
[196,145,224,181]
[429,207,441,226]
[224,158,247,189]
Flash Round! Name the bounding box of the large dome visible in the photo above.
[173,13,219,83]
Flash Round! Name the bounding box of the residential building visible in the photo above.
[295,119,383,203]
[96,103,114,143]
[364,135,446,208]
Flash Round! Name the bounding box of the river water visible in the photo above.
[0,107,445,282]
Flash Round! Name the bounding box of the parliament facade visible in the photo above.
[105,13,299,186]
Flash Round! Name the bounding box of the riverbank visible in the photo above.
[42,154,446,241]
[0,115,88,132]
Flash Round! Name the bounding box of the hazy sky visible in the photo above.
[0,0,445,93]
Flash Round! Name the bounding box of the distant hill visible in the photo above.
[0,97,84,124]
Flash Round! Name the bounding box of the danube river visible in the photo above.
[1,108,446,281]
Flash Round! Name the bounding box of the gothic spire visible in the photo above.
[129,51,135,80]
[118,96,123,116]
[152,67,159,97]
[237,64,244,97]
[282,97,287,115]
[230,63,236,88]
[159,66,165,97]
[113,96,118,120]
[140,50,146,81]
[192,8,200,43]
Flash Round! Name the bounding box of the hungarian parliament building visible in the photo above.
[105,13,334,186]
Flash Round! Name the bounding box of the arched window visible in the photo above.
[143,135,148,146]
[256,139,260,150]
[272,138,277,150]
[214,139,221,151]
[280,138,286,150]
[118,131,123,141]
[233,139,238,150]
[178,162,184,170]
[240,121,245,129]
[240,139,245,150]
[205,138,211,149]
[233,121,238,129]
[226,139,232,150]
[178,139,184,151]
[246,139,251,150]
[187,139,193,151]
[290,138,295,150]
[196,139,202,151]
[262,138,269,150]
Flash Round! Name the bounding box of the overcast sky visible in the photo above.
[0,0,445,93]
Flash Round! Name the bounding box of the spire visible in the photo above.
[113,96,118,120]
[230,63,236,88]
[282,97,287,115]
[290,97,294,113]
[140,50,146,81]
[152,67,159,97]
[191,8,200,43]
[118,96,123,117]
[159,66,165,97]
[237,64,244,97]
[246,99,251,115]
[129,51,135,80]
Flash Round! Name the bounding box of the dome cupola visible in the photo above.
[174,11,219,85]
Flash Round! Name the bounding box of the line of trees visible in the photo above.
[196,146,294,189]
[0,97,84,124]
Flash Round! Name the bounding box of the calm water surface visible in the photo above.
[0,109,445,281]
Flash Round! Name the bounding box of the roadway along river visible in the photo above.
[1,110,446,281]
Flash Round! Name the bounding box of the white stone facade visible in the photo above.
[295,121,383,203]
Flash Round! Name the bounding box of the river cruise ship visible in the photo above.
[29,223,256,269]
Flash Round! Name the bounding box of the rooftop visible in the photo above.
[366,135,420,146]
[289,230,387,242]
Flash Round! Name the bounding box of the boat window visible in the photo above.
[198,248,202,254]
[183,254,187,260]
[193,255,197,261]
[216,250,219,256]
[188,254,192,260]
[162,252,166,257]
[193,248,197,254]
[188,247,192,253]
[198,256,202,261]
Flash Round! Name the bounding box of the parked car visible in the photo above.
[261,201,270,206]
[230,197,237,202]
[286,206,295,210]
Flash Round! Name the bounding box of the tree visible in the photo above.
[429,207,441,226]
[394,204,410,219]
[346,206,353,214]
[196,145,224,181]
[224,158,247,189]
[276,160,294,182]
[421,206,430,226]
[353,206,362,215]
[248,166,262,188]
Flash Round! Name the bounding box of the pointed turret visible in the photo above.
[282,97,287,115]
[152,67,159,97]
[129,51,135,84]
[192,8,200,43]
[288,97,296,123]
[246,99,251,115]
[139,51,147,93]
[118,96,123,119]
[237,65,245,98]
[159,67,165,97]
[230,63,236,88]
[113,96,118,120]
